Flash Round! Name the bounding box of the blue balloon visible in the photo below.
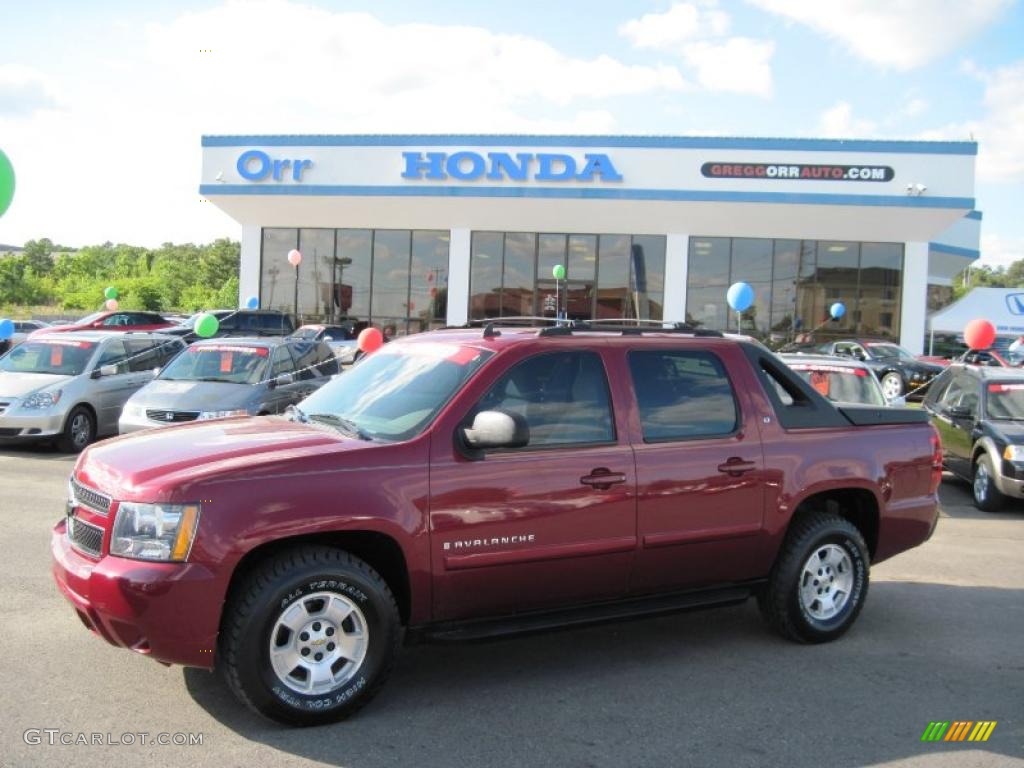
[0,318,13,340]
[245,295,259,310]
[830,302,846,320]
[726,282,755,312]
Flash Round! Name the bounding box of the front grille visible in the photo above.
[71,478,111,515]
[0,401,9,415]
[146,409,200,423]
[68,515,104,558]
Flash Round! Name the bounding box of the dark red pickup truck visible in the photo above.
[52,325,941,725]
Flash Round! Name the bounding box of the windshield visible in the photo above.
[292,327,322,340]
[296,342,494,441]
[0,340,97,376]
[160,344,270,384]
[986,383,1024,420]
[867,343,914,360]
[789,364,885,406]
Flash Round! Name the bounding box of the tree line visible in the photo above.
[953,260,1024,300]
[0,238,240,315]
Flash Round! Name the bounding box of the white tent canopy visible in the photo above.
[928,287,1024,342]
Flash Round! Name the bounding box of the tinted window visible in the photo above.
[271,346,296,377]
[629,350,738,441]
[258,313,292,333]
[160,345,269,385]
[96,340,130,372]
[475,351,615,448]
[290,341,337,380]
[101,314,132,327]
[0,340,96,376]
[126,340,160,372]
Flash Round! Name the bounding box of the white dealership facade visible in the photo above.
[200,135,980,352]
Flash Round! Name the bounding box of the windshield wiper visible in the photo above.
[305,412,372,440]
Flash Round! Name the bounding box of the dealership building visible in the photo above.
[200,134,980,353]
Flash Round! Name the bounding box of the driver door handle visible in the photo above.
[717,457,757,476]
[580,469,627,489]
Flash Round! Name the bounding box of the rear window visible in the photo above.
[628,350,738,441]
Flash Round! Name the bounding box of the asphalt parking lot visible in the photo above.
[0,443,1021,768]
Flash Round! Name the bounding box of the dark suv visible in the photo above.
[924,364,1024,511]
[168,310,296,342]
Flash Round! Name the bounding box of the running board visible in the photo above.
[412,583,759,643]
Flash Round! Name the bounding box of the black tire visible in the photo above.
[972,454,1005,512]
[758,513,869,643]
[220,546,402,726]
[57,406,96,453]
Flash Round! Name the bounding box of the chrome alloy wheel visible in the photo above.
[881,373,903,400]
[70,413,91,449]
[974,461,990,504]
[269,591,369,695]
[799,544,854,621]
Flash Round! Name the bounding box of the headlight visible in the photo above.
[110,502,200,561]
[20,389,62,409]
[197,409,249,421]
[1003,445,1024,461]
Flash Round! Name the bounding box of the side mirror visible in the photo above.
[323,335,333,342]
[270,372,294,388]
[947,404,971,419]
[91,364,118,379]
[462,410,529,450]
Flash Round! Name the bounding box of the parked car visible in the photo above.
[953,348,1023,368]
[290,323,362,365]
[28,311,174,338]
[0,332,184,452]
[0,319,50,355]
[923,363,1024,511]
[165,309,296,342]
[817,339,943,400]
[119,337,338,433]
[779,354,892,406]
[54,325,940,725]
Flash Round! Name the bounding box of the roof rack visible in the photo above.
[538,321,723,338]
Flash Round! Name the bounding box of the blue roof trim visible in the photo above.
[200,183,974,209]
[966,210,983,220]
[930,242,980,259]
[201,134,978,155]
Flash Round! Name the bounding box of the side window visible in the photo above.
[629,350,738,441]
[218,314,238,332]
[289,342,319,380]
[270,346,297,378]
[153,339,184,367]
[939,378,965,408]
[474,351,615,448]
[316,342,340,376]
[125,340,159,372]
[258,313,288,334]
[95,340,130,373]
[102,313,130,327]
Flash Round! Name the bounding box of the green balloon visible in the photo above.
[0,149,14,218]
[552,264,566,280]
[194,313,220,338]
[104,286,119,300]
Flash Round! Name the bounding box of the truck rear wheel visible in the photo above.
[220,546,402,725]
[758,513,869,643]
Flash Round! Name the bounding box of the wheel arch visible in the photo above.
[785,487,880,559]
[223,530,412,626]
[63,401,98,432]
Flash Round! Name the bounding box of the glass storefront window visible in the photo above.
[410,231,450,331]
[596,234,631,319]
[502,233,536,316]
[260,228,298,312]
[336,229,372,319]
[685,236,904,343]
[632,235,665,321]
[470,232,503,319]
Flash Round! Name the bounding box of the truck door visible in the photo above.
[626,344,768,592]
[428,348,637,622]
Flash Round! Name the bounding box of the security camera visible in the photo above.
[914,183,927,194]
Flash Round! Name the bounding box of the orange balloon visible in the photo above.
[358,327,384,353]
[964,318,995,350]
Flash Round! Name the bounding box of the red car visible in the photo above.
[53,325,941,725]
[29,310,174,337]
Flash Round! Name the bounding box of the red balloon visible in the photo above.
[357,327,384,354]
[964,318,996,350]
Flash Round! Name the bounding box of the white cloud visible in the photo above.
[619,2,730,49]
[747,0,1011,70]
[0,64,61,116]
[0,0,688,246]
[900,98,928,118]
[920,61,1024,182]
[682,38,775,97]
[979,232,1024,268]
[619,3,774,97]
[818,100,877,137]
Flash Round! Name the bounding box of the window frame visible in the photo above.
[627,348,742,444]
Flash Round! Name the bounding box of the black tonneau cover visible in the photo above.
[838,405,930,426]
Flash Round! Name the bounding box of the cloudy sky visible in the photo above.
[1,0,1021,266]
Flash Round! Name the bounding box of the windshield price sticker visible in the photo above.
[988,383,1024,392]
[790,364,867,377]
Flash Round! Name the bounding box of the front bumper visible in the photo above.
[0,407,68,439]
[993,469,1024,499]
[51,519,222,668]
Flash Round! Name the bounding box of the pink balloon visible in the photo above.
[358,327,384,354]
[964,318,995,350]
[105,299,119,311]
[287,249,302,266]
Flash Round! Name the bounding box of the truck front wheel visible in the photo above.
[758,513,869,643]
[220,546,402,725]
